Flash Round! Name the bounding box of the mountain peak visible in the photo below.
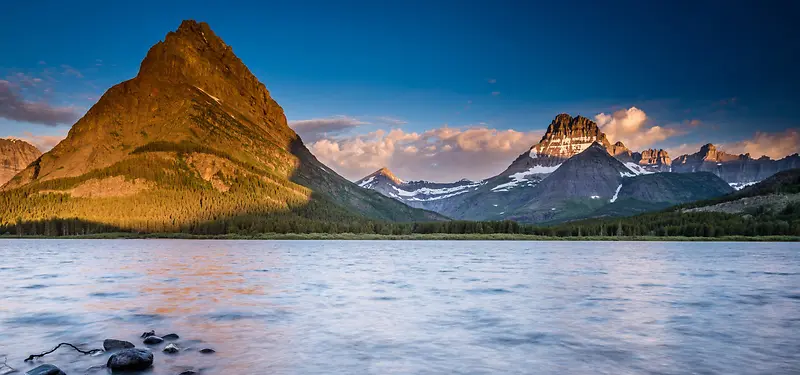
[529,113,612,159]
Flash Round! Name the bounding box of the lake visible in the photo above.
[0,240,798,374]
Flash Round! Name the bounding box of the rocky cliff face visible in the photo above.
[672,144,800,186]
[632,149,671,172]
[0,139,41,186]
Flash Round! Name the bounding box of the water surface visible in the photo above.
[0,240,798,374]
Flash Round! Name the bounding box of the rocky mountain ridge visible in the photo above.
[0,138,41,186]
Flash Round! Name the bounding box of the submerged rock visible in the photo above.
[199,348,215,354]
[103,339,135,351]
[163,343,180,354]
[107,348,154,371]
[143,336,164,345]
[26,364,66,375]
[140,330,155,338]
[162,333,180,340]
[178,372,197,375]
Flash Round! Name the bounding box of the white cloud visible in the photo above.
[594,106,679,150]
[307,125,542,182]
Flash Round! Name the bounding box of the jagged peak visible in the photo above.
[360,167,404,185]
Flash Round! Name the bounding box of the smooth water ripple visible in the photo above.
[0,240,798,374]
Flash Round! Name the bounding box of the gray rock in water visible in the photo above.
[162,343,180,354]
[162,333,180,340]
[107,348,154,371]
[199,348,215,354]
[26,364,66,375]
[178,372,197,375]
[143,335,164,345]
[103,338,135,351]
[140,330,155,338]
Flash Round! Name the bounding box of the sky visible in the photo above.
[1,0,799,182]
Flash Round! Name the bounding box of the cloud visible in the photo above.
[60,64,83,78]
[0,80,80,126]
[594,106,679,150]
[8,131,67,151]
[720,129,800,159]
[373,116,407,125]
[289,115,368,142]
[307,125,542,181]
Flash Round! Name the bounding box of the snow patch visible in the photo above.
[358,176,375,188]
[729,181,758,190]
[491,164,561,192]
[590,195,600,199]
[624,162,655,175]
[610,184,622,203]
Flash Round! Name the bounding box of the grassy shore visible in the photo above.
[1,232,798,241]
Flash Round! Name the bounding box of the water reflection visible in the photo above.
[0,240,798,374]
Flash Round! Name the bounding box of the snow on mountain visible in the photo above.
[491,164,561,192]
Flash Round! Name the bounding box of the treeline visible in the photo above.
[4,204,799,237]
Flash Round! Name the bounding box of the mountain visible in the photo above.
[357,114,739,224]
[356,167,482,212]
[0,20,444,234]
[672,143,800,188]
[0,138,41,186]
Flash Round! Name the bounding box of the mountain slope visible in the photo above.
[0,20,443,233]
[0,138,41,186]
[356,167,482,212]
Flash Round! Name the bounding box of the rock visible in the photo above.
[162,333,180,340]
[163,343,180,354]
[178,372,197,375]
[107,348,154,371]
[103,338,135,351]
[140,330,155,338]
[199,348,215,354]
[25,364,66,375]
[143,335,164,345]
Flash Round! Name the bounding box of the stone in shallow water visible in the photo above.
[143,335,164,345]
[140,330,155,338]
[107,348,154,371]
[178,372,197,375]
[199,348,215,354]
[103,338,135,351]
[162,333,180,340]
[26,364,66,375]
[162,343,180,353]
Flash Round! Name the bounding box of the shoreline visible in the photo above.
[1,233,798,241]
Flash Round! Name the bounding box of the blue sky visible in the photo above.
[1,0,798,180]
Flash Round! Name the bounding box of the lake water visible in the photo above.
[0,240,798,374]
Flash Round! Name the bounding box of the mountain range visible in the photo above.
[1,20,797,231]
[357,114,798,223]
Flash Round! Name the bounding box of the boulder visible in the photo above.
[26,364,65,375]
[103,339,135,351]
[143,335,164,345]
[140,330,155,338]
[163,343,180,354]
[107,348,154,371]
[199,348,215,354]
[162,333,180,340]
